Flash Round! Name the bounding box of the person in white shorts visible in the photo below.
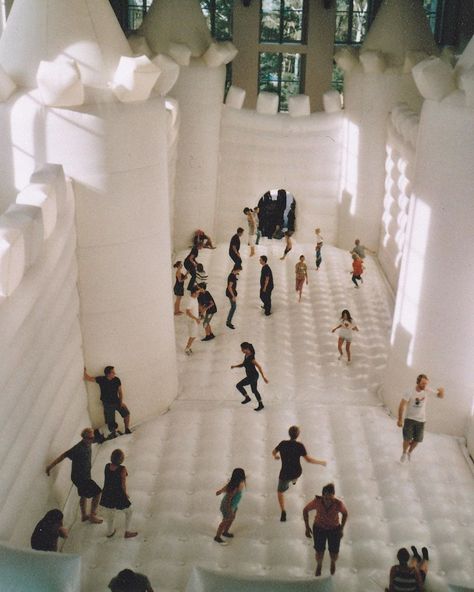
[331,309,359,364]
[184,287,200,355]
[398,374,445,462]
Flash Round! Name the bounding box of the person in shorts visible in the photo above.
[303,483,348,577]
[398,374,445,463]
[84,366,132,438]
[197,283,217,341]
[46,428,103,523]
[273,426,326,522]
[184,287,201,355]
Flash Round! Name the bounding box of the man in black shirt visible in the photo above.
[259,255,274,316]
[109,569,154,592]
[226,264,241,329]
[272,425,326,522]
[46,428,103,523]
[229,227,244,267]
[184,243,202,291]
[197,283,217,341]
[84,366,132,438]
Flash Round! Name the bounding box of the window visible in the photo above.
[259,52,305,111]
[423,0,439,34]
[258,1,308,112]
[200,0,233,41]
[335,0,374,46]
[127,0,153,31]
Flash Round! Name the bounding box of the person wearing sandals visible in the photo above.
[100,449,137,539]
[214,468,246,545]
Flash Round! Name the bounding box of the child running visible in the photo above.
[214,468,246,545]
[331,310,359,364]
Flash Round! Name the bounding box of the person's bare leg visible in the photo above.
[408,441,419,454]
[185,337,195,352]
[402,439,411,453]
[329,552,338,574]
[337,338,344,359]
[346,341,351,362]
[124,413,130,431]
[315,551,324,576]
[174,296,182,315]
[215,517,233,540]
[90,494,103,523]
[80,497,89,521]
[250,246,255,257]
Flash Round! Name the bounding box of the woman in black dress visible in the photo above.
[100,449,137,539]
[231,342,268,411]
[173,261,187,315]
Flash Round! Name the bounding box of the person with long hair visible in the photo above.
[100,449,137,539]
[31,509,68,551]
[295,255,308,301]
[331,310,359,364]
[173,261,187,315]
[231,342,268,411]
[385,546,429,592]
[214,468,246,544]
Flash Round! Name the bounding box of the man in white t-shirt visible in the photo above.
[184,287,200,355]
[398,374,445,462]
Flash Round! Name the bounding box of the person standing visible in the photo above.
[184,287,201,355]
[315,228,323,270]
[231,342,268,412]
[197,282,217,341]
[45,428,103,524]
[303,483,348,577]
[398,374,445,463]
[84,367,132,438]
[253,206,262,245]
[229,228,244,268]
[272,426,326,522]
[259,256,274,316]
[184,242,201,292]
[331,310,359,364]
[31,509,68,552]
[243,208,257,257]
[173,261,187,315]
[351,253,364,288]
[295,255,308,302]
[214,468,246,545]
[100,449,137,539]
[225,265,241,330]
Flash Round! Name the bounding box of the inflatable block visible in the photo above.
[403,51,429,74]
[225,85,246,109]
[167,42,192,66]
[412,57,456,101]
[360,50,386,73]
[0,543,81,592]
[30,164,68,218]
[0,225,25,297]
[17,183,57,239]
[128,34,153,58]
[185,567,333,592]
[36,57,84,107]
[459,66,474,108]
[334,47,360,73]
[256,91,279,115]
[288,94,310,117]
[323,90,342,113]
[2,204,44,268]
[112,55,161,103]
[0,64,16,102]
[152,54,180,96]
[203,41,238,67]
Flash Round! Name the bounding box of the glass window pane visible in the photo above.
[351,10,368,44]
[215,0,233,40]
[335,12,349,43]
[331,63,344,93]
[259,52,281,93]
[283,0,304,42]
[261,0,282,42]
[336,0,350,9]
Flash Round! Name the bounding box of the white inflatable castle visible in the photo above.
[0,0,473,591]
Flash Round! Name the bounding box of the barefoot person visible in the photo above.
[231,342,268,411]
[243,207,257,257]
[273,426,326,522]
[31,509,68,552]
[398,374,445,463]
[173,261,187,315]
[46,428,103,524]
[226,265,241,330]
[315,228,323,270]
[280,231,293,260]
[386,546,429,592]
[184,287,201,355]
[351,253,364,288]
[303,483,348,577]
[331,310,359,364]
[214,468,246,544]
[295,255,308,301]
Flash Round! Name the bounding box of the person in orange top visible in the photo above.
[351,253,364,288]
[303,483,348,577]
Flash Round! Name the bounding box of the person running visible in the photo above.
[315,228,323,270]
[214,468,246,545]
[100,449,137,539]
[331,310,359,364]
[45,428,103,524]
[184,242,202,292]
[84,367,132,438]
[243,207,257,257]
[173,261,187,315]
[259,256,274,316]
[303,483,348,577]
[351,253,364,288]
[31,509,68,552]
[385,546,429,592]
[295,255,308,301]
[231,342,268,411]
[229,228,244,268]
[197,282,217,341]
[272,426,326,522]
[184,287,200,355]
[398,374,445,463]
[226,265,241,330]
[280,231,293,260]
[350,238,374,259]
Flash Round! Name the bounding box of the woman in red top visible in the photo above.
[303,483,348,577]
[351,253,364,288]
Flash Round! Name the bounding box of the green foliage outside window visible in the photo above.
[200,0,233,40]
[260,0,306,44]
[259,52,305,112]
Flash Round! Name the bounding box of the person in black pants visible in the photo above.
[226,264,241,329]
[231,342,268,411]
[184,243,202,291]
[229,228,244,268]
[259,255,274,315]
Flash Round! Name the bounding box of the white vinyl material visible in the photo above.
[36,57,85,107]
